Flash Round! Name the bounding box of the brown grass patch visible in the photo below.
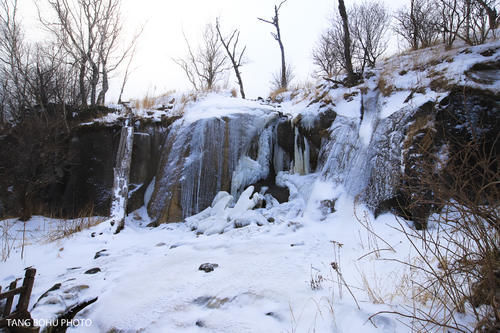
[429,76,452,92]
[269,87,288,102]
[47,206,105,241]
[377,77,395,97]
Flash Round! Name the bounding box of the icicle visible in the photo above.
[292,127,310,175]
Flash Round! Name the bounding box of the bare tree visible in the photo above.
[438,0,468,47]
[460,0,497,45]
[337,0,356,86]
[475,0,499,32]
[117,45,136,103]
[394,0,441,50]
[39,0,137,106]
[0,0,28,116]
[350,1,390,71]
[312,12,357,83]
[270,63,294,91]
[258,0,289,90]
[312,29,341,78]
[174,23,228,91]
[215,18,246,99]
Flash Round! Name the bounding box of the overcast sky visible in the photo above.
[19,0,409,102]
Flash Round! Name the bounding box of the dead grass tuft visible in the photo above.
[377,77,395,97]
[269,87,288,102]
[47,206,105,241]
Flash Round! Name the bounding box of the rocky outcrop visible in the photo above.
[374,88,499,228]
[0,117,170,219]
[127,122,167,212]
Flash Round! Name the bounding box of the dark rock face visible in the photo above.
[62,124,121,216]
[0,117,169,219]
[128,123,167,212]
[276,119,294,157]
[0,120,120,219]
[379,88,499,228]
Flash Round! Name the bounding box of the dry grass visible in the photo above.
[377,76,396,97]
[47,206,105,241]
[230,88,238,98]
[1,219,15,261]
[429,76,453,92]
[372,121,500,331]
[269,87,288,102]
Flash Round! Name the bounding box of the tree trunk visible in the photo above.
[97,67,108,105]
[235,67,245,99]
[79,60,87,106]
[275,8,287,89]
[90,61,99,106]
[410,0,419,49]
[476,0,498,31]
[338,0,355,86]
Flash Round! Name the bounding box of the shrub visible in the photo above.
[374,101,499,331]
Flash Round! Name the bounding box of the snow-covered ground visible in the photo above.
[0,178,474,332]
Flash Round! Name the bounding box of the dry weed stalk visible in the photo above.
[48,205,105,241]
[372,117,499,331]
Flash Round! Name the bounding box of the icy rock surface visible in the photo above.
[148,111,277,223]
[318,91,418,209]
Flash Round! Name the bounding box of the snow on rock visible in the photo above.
[186,186,267,235]
[182,93,275,123]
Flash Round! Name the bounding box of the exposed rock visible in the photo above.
[377,88,499,228]
[127,123,166,212]
[287,221,303,232]
[94,249,108,259]
[193,296,230,309]
[276,118,294,156]
[465,60,500,85]
[43,297,98,333]
[198,263,219,273]
[64,285,90,294]
[84,268,101,274]
[34,283,62,307]
[265,312,282,320]
[62,124,121,217]
[319,199,336,215]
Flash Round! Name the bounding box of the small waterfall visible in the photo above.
[109,114,134,232]
[319,91,381,196]
[320,116,371,196]
[319,89,419,208]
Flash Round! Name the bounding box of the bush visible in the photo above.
[376,94,499,331]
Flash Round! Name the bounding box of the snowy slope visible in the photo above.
[0,187,476,332]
